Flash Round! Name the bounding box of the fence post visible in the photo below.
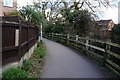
[18,20,22,55]
[52,33,53,39]
[76,35,78,47]
[58,34,60,42]
[48,33,50,38]
[76,35,78,42]
[60,34,62,40]
[27,23,29,51]
[85,37,89,55]
[55,33,57,40]
[103,39,111,66]
[67,34,70,45]
[18,19,22,67]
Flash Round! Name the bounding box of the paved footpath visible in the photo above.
[41,39,111,78]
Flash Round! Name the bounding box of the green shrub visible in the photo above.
[35,47,45,58]
[37,41,41,47]
[111,24,120,44]
[7,11,24,20]
[27,76,37,79]
[7,11,20,16]
[21,60,32,72]
[35,42,45,58]
[34,47,38,52]
[2,68,27,80]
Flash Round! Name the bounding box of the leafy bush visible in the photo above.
[37,41,41,47]
[111,24,120,44]
[44,24,54,33]
[2,42,45,79]
[21,60,32,72]
[2,68,27,80]
[7,11,24,20]
[44,21,65,34]
[19,5,42,25]
[7,11,20,16]
[35,41,45,58]
[35,47,45,58]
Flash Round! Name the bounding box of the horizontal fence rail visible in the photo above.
[1,16,39,66]
[44,33,120,77]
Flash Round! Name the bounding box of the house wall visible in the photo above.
[0,0,17,16]
[93,20,114,39]
[0,1,2,16]
[108,20,114,31]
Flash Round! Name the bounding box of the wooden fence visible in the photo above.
[1,16,39,66]
[44,33,120,77]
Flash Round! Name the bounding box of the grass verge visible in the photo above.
[28,41,46,77]
[2,41,46,79]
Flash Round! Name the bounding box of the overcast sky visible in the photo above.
[17,0,120,24]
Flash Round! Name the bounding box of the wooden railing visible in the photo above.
[44,33,120,77]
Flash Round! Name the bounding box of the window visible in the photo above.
[4,0,13,7]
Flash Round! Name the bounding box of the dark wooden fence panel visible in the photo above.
[2,26,16,47]
[21,27,28,44]
[1,16,39,66]
[2,47,19,65]
[2,16,20,22]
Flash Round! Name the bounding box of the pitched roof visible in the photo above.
[95,19,113,26]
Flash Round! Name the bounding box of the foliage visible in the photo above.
[44,20,65,34]
[7,11,24,20]
[37,41,41,47]
[7,11,20,16]
[34,47,45,58]
[19,5,42,25]
[74,10,95,36]
[51,25,65,33]
[7,6,43,26]
[34,42,45,58]
[44,24,54,33]
[21,60,32,72]
[2,41,46,79]
[61,9,95,36]
[2,68,27,80]
[26,41,45,77]
[44,9,95,36]
[30,1,112,35]
[111,24,120,44]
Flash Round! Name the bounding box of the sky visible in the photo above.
[17,0,120,24]
[98,0,119,24]
[96,5,118,24]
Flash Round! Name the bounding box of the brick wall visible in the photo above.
[0,0,17,16]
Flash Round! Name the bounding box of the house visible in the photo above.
[94,19,114,39]
[97,19,114,31]
[0,0,17,16]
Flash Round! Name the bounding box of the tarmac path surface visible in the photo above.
[41,38,111,78]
